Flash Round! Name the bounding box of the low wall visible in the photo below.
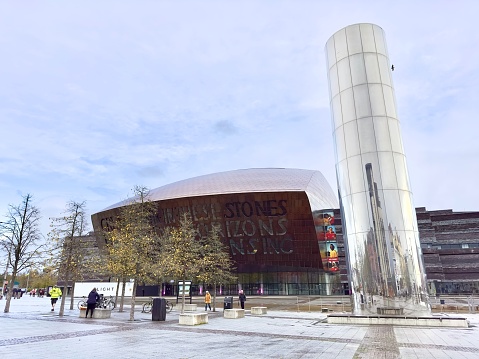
[327,314,469,328]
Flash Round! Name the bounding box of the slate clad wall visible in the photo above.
[334,207,479,290]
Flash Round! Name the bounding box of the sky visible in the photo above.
[1,0,479,237]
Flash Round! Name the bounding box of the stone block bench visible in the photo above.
[251,307,267,315]
[224,309,245,319]
[377,307,404,315]
[179,313,208,325]
[183,304,198,312]
[79,307,111,319]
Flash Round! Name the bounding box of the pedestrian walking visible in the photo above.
[204,291,212,311]
[86,288,100,318]
[49,285,62,312]
[239,290,246,309]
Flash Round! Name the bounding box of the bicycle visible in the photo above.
[77,295,116,310]
[142,298,173,313]
[77,296,87,309]
[98,295,116,310]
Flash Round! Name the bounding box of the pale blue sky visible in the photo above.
[1,1,478,236]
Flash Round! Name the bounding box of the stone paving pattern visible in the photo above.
[1,296,478,358]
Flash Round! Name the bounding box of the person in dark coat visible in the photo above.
[239,290,246,310]
[86,288,100,318]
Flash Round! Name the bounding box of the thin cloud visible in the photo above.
[1,1,479,236]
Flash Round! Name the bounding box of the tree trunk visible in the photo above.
[4,261,21,313]
[69,282,76,310]
[115,278,120,310]
[59,237,74,317]
[213,283,217,312]
[58,275,69,317]
[120,278,126,312]
[180,278,186,314]
[129,279,137,321]
[3,275,16,313]
[3,287,12,313]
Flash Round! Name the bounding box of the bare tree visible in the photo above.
[0,194,46,313]
[48,201,89,317]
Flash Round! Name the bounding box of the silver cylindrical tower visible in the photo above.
[325,23,430,315]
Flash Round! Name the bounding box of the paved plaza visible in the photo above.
[1,296,478,358]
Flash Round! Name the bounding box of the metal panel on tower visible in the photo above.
[325,23,430,315]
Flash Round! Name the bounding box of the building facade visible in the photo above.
[91,168,346,296]
[417,208,479,295]
[90,181,479,298]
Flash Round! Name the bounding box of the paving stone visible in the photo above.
[1,296,478,358]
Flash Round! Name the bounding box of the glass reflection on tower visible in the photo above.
[325,23,430,315]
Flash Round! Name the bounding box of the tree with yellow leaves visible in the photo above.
[103,186,159,321]
[157,213,203,314]
[196,224,236,311]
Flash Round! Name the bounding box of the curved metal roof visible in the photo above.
[101,168,338,211]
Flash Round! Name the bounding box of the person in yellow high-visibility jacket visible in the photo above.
[49,285,62,312]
